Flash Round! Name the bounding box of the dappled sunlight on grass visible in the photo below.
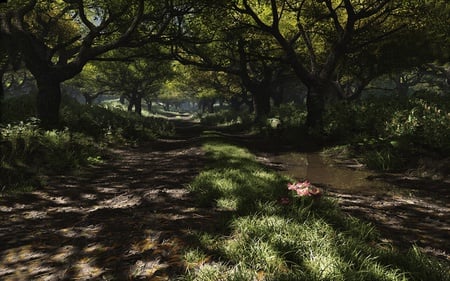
[182,140,450,281]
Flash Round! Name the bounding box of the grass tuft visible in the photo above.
[182,140,450,281]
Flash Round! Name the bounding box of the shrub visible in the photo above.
[0,120,101,193]
[1,93,175,194]
[385,98,450,153]
[61,99,175,142]
[320,94,450,170]
[199,109,253,127]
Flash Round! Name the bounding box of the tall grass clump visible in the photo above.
[181,140,449,281]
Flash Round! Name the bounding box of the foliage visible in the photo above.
[0,119,100,193]
[1,93,175,194]
[60,96,175,143]
[320,94,450,170]
[182,140,449,281]
[270,103,308,130]
[199,109,253,128]
[385,96,450,153]
[1,92,37,123]
[263,103,308,142]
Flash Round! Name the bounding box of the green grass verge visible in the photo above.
[181,139,449,281]
[1,93,175,194]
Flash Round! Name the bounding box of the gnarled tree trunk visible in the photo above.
[36,78,62,129]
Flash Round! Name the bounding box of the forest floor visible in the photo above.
[0,119,449,280]
[230,132,450,262]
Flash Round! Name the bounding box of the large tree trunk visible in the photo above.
[83,93,94,105]
[305,77,345,133]
[127,100,133,112]
[305,84,326,133]
[207,99,215,113]
[229,96,242,111]
[135,95,142,115]
[395,81,409,98]
[252,87,271,123]
[127,92,142,115]
[244,96,254,113]
[36,78,62,129]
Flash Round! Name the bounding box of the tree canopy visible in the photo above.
[1,0,448,128]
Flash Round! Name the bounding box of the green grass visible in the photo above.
[181,140,450,281]
[1,93,175,194]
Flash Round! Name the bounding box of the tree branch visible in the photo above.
[324,0,344,34]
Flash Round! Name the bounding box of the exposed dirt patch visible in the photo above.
[0,125,217,280]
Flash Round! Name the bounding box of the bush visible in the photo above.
[199,109,253,128]
[271,102,307,129]
[0,93,175,194]
[1,92,37,123]
[320,94,450,170]
[0,119,101,193]
[61,98,175,142]
[385,98,450,153]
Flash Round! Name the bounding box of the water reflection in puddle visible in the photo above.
[271,152,393,194]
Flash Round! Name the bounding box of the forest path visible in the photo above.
[1,118,448,281]
[0,118,217,281]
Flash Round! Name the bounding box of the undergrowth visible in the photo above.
[0,93,174,194]
[196,95,450,173]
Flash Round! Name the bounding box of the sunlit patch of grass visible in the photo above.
[183,248,212,271]
[181,140,450,281]
[189,141,288,213]
[216,197,238,210]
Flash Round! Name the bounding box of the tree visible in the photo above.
[231,0,448,131]
[0,29,21,123]
[0,47,8,123]
[171,2,288,121]
[0,0,174,127]
[93,56,173,115]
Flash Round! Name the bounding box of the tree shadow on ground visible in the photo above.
[0,128,223,280]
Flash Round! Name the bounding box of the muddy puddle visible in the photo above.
[270,152,393,194]
[267,151,450,261]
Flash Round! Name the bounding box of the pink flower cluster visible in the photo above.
[287,181,322,198]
